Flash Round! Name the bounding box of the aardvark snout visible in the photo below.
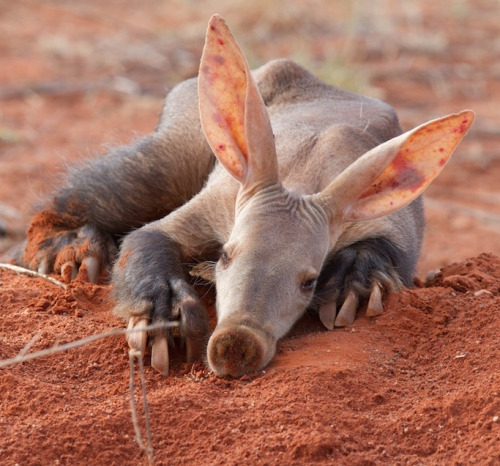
[207,322,277,377]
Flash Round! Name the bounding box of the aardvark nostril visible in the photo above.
[207,326,265,378]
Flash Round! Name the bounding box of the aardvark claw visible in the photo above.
[335,290,359,327]
[127,317,148,355]
[366,281,384,316]
[151,336,170,376]
[81,256,100,284]
[319,300,337,330]
[61,261,78,281]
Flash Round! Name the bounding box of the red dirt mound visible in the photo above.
[1,1,500,464]
[0,253,498,464]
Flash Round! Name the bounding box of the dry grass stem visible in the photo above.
[129,349,155,465]
[0,263,67,289]
[0,321,179,369]
[17,331,43,357]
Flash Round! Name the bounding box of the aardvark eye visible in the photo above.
[219,250,230,268]
[301,278,317,292]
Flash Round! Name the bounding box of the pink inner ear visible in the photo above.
[198,15,250,182]
[353,110,474,220]
[358,140,428,202]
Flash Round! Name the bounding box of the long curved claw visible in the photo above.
[127,318,148,355]
[366,281,384,316]
[81,256,100,284]
[61,261,78,281]
[151,336,169,376]
[38,259,49,275]
[319,301,337,330]
[335,290,359,327]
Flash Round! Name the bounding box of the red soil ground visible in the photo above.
[0,1,498,464]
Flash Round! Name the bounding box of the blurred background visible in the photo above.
[1,0,499,275]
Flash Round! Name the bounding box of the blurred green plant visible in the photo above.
[0,127,24,144]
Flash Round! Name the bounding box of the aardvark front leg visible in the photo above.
[315,237,412,329]
[113,227,209,375]
[112,191,224,374]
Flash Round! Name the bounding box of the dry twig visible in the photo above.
[0,263,67,289]
[17,331,43,357]
[0,321,179,369]
[129,349,155,465]
[0,321,179,465]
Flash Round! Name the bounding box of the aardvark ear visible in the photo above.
[318,110,475,222]
[198,14,278,188]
